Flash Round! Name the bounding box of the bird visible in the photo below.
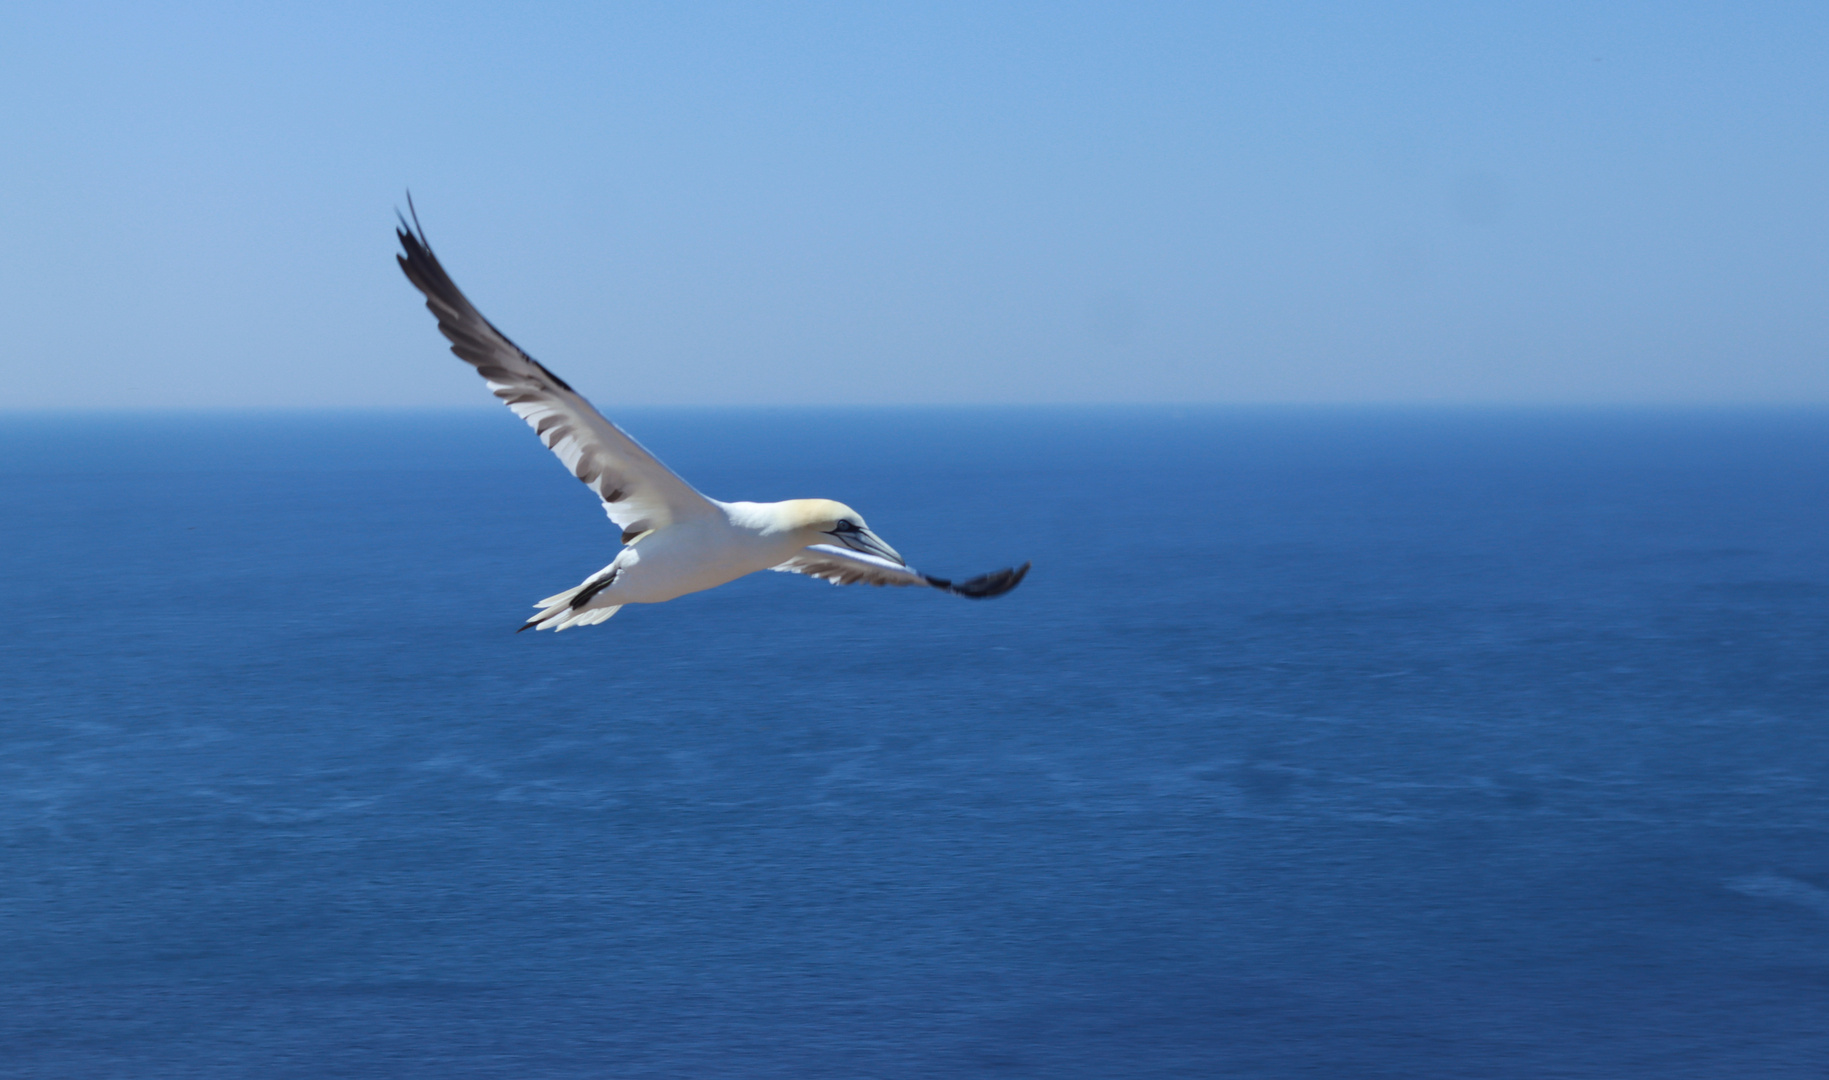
[395,206,1031,632]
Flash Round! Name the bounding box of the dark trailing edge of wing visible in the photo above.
[394,198,576,394]
[923,562,1032,599]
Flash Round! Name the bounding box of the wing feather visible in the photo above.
[773,545,1031,598]
[772,545,930,588]
[396,212,718,535]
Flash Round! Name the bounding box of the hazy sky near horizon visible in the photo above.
[3,2,1826,408]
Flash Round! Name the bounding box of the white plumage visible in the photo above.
[396,209,1029,631]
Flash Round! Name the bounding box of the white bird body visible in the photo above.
[572,502,828,606]
[395,209,1029,631]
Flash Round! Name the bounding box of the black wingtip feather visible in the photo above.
[925,561,1031,599]
[404,190,426,241]
[392,197,549,380]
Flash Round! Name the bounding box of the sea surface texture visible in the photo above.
[1,408,1826,1078]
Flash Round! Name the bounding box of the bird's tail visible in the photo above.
[517,583,623,633]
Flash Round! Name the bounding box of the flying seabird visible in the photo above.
[395,208,1031,631]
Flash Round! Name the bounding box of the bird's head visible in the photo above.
[779,499,906,565]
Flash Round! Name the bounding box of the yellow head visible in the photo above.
[776,499,905,565]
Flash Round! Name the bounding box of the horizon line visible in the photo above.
[4,401,1829,416]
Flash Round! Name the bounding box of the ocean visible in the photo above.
[1,407,1825,1077]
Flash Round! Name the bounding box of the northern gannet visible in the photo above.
[396,210,1031,631]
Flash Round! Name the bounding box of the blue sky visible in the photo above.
[2,2,1825,407]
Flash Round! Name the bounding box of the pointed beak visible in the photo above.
[832,527,905,566]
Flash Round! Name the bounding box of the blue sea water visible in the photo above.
[1,407,1827,1078]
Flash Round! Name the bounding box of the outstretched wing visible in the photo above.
[773,545,1031,598]
[396,210,719,538]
